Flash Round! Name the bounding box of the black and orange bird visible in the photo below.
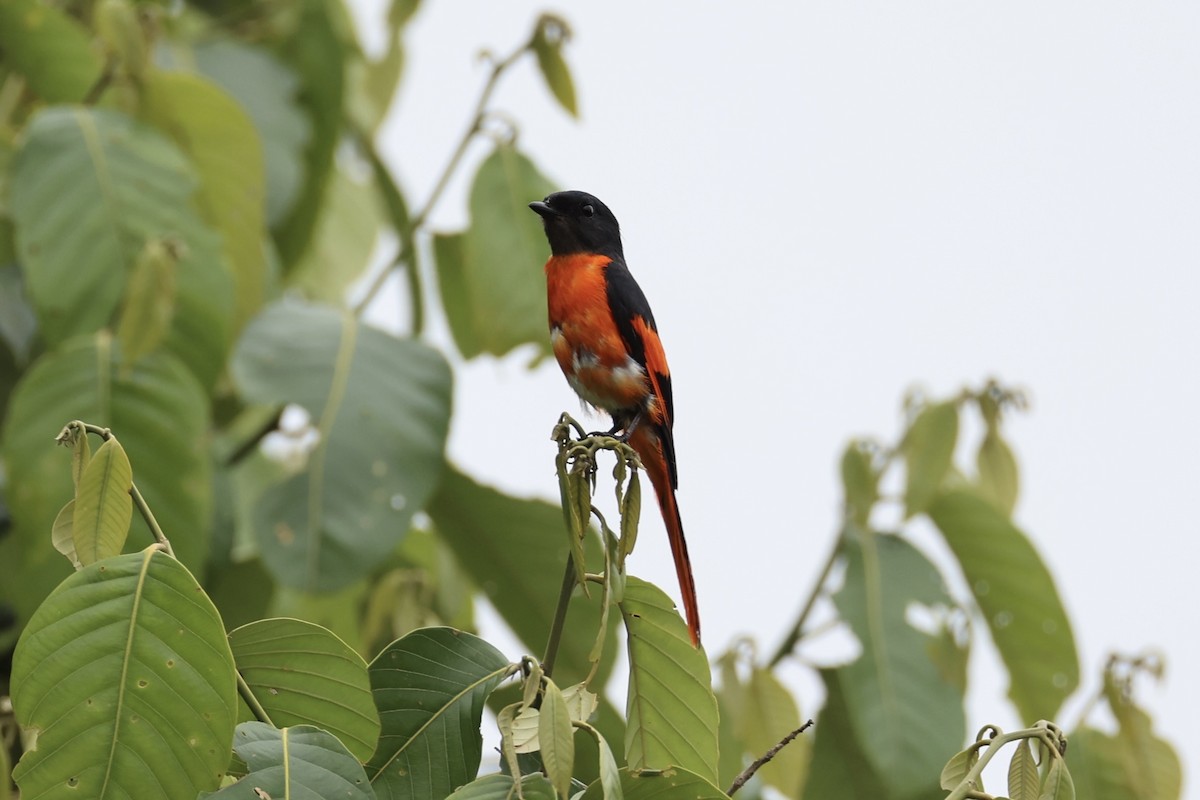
[529,190,700,646]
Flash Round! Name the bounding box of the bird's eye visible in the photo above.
[581,204,595,217]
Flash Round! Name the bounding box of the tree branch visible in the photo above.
[726,720,814,796]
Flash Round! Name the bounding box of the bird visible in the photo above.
[529,190,700,646]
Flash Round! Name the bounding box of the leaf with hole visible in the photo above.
[229,618,381,763]
[11,547,237,798]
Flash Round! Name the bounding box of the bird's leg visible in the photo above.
[613,409,646,443]
[585,420,624,439]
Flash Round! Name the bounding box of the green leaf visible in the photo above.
[433,144,557,359]
[589,725,623,800]
[928,489,1079,722]
[1101,698,1183,800]
[428,467,619,688]
[977,427,1020,515]
[1039,757,1076,800]
[71,437,133,566]
[902,400,958,517]
[10,547,237,798]
[801,669,890,799]
[832,531,965,797]
[0,259,37,366]
[206,722,376,799]
[366,628,513,798]
[446,773,557,800]
[290,167,383,303]
[1067,728,1155,800]
[51,499,81,569]
[539,679,575,798]
[8,107,233,384]
[840,441,878,526]
[578,767,729,800]
[115,238,179,372]
[273,0,349,270]
[94,0,147,80]
[228,618,381,763]
[0,0,102,102]
[619,577,719,784]
[939,746,977,791]
[185,37,312,226]
[230,298,451,592]
[1009,739,1040,800]
[1,336,213,628]
[532,17,579,118]
[142,70,268,331]
[737,667,808,795]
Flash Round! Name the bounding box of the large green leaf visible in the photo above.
[290,167,383,303]
[928,489,1079,722]
[446,773,556,800]
[800,669,890,800]
[832,531,965,797]
[272,0,349,270]
[206,722,377,800]
[619,577,719,785]
[10,547,237,798]
[902,400,958,517]
[428,467,619,689]
[0,0,102,102]
[433,144,556,359]
[229,618,381,762]
[1067,726,1181,800]
[230,298,451,592]
[142,69,268,331]
[366,628,514,799]
[579,767,729,800]
[9,107,232,382]
[183,37,312,225]
[1,335,213,632]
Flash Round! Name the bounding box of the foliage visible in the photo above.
[0,3,1181,800]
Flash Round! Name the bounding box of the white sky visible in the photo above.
[356,1,1198,793]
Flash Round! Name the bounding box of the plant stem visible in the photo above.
[726,720,814,796]
[351,39,532,318]
[541,553,577,679]
[236,672,274,727]
[767,528,845,667]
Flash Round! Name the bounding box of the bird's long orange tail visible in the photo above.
[630,426,701,646]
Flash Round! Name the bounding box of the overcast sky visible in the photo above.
[355,1,1198,792]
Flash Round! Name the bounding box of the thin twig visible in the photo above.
[767,529,844,666]
[540,553,577,680]
[237,672,274,727]
[726,720,814,796]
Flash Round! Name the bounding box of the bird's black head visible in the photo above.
[529,190,623,259]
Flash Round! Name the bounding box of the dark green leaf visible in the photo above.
[801,669,890,800]
[446,773,557,800]
[11,548,237,798]
[230,298,451,592]
[366,628,513,799]
[428,467,619,689]
[0,0,102,102]
[142,70,268,331]
[539,679,575,797]
[902,400,958,517]
[620,577,719,784]
[8,107,233,385]
[833,531,965,797]
[578,767,729,800]
[433,144,556,359]
[928,489,1079,722]
[229,618,381,763]
[206,722,376,799]
[71,437,133,566]
[977,427,1020,515]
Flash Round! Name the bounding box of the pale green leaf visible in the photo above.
[902,400,958,517]
[8,107,233,385]
[0,0,102,102]
[1108,702,1183,800]
[447,773,557,800]
[540,679,576,798]
[532,18,578,118]
[290,167,383,303]
[620,577,719,784]
[367,628,513,799]
[1039,758,1076,800]
[230,298,451,592]
[11,547,237,798]
[512,705,541,754]
[206,722,376,799]
[562,682,599,724]
[71,437,133,566]
[116,238,179,372]
[228,618,381,763]
[51,499,80,569]
[142,70,268,330]
[833,531,965,797]
[433,144,556,359]
[940,746,976,791]
[928,489,1079,722]
[1066,728,1142,800]
[840,441,877,526]
[738,666,808,795]
[1009,739,1040,800]
[578,767,728,800]
[585,724,623,800]
[977,427,1020,515]
[70,413,91,489]
[94,0,146,80]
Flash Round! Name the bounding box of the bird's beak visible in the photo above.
[529,201,559,219]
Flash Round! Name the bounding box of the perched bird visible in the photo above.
[530,190,700,646]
